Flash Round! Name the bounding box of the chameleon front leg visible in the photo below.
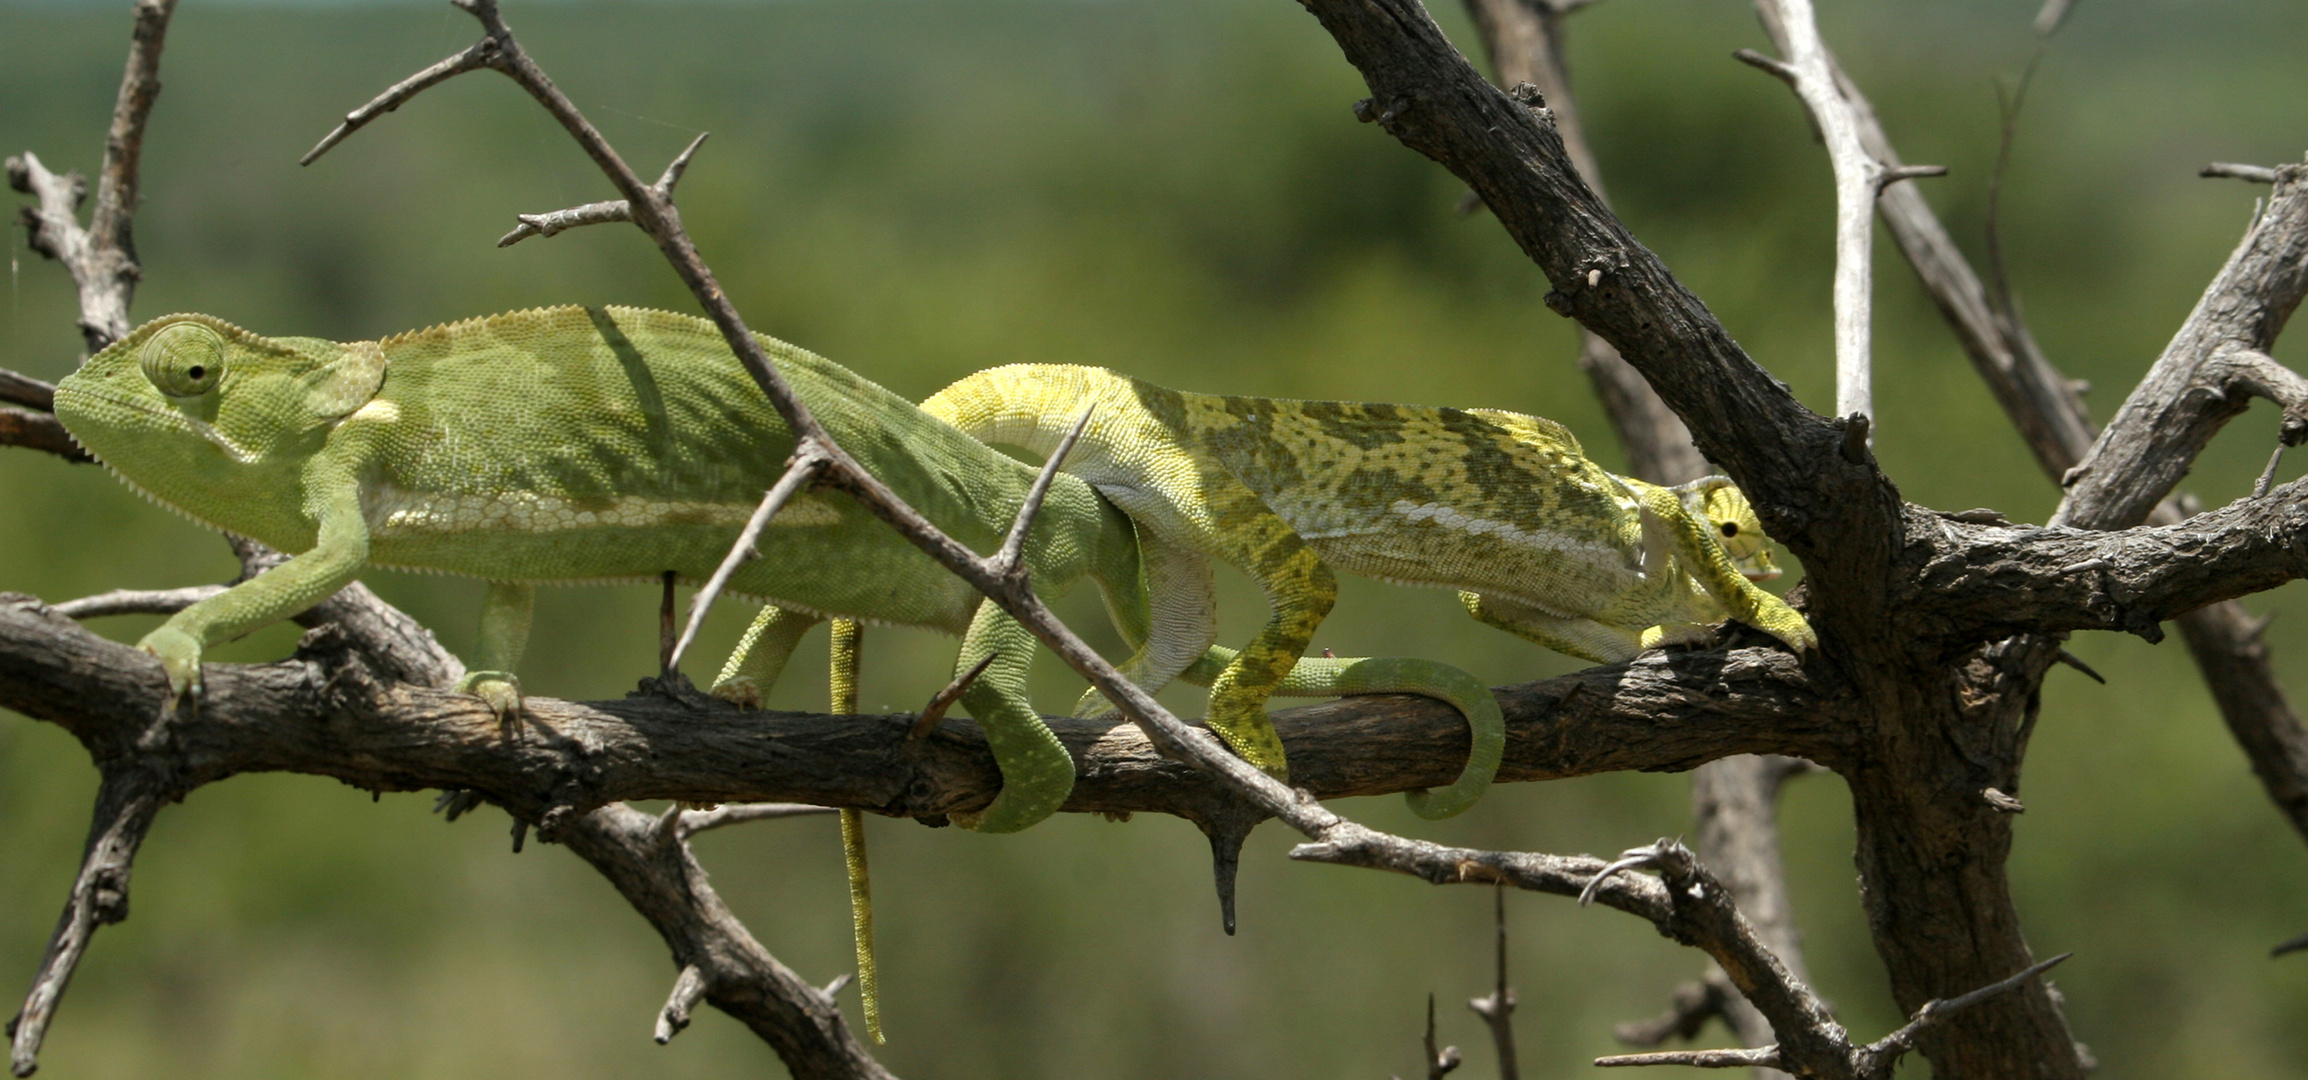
[951,598,1075,834]
[828,619,884,1045]
[1635,483,1816,655]
[454,581,535,718]
[709,603,824,708]
[138,477,370,703]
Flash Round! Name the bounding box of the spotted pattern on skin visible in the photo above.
[923,362,1816,784]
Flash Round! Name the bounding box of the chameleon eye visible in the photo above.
[1719,521,1740,538]
[140,323,227,398]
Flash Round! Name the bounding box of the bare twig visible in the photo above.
[1421,994,1463,1079]
[5,0,178,353]
[52,585,224,620]
[1854,953,2071,1071]
[2274,930,2308,958]
[1614,979,1734,1046]
[1466,883,1519,1080]
[499,132,708,247]
[1596,1045,1782,1069]
[7,771,165,1078]
[907,652,998,741]
[2204,163,2280,184]
[1742,0,1884,422]
[674,803,838,841]
[653,964,707,1044]
[665,447,831,672]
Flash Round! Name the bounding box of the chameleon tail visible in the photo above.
[829,619,884,1044]
[1180,648,1506,819]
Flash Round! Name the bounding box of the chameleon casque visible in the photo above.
[922,363,1817,788]
[52,306,1510,1038]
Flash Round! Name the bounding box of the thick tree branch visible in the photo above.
[0,595,1850,823]
[0,407,90,463]
[1903,479,2308,643]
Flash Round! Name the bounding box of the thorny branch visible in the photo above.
[9,0,2308,1076]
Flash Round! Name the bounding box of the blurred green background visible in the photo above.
[4,0,2306,1075]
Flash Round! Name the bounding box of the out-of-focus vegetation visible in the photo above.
[2,0,2305,1075]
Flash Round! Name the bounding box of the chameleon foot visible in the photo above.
[137,625,205,704]
[455,670,524,720]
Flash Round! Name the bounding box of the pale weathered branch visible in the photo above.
[4,0,177,354]
[498,132,709,247]
[2204,162,2280,184]
[52,585,225,620]
[1741,0,1887,422]
[2055,161,2308,530]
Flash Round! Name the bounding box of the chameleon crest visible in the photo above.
[923,364,1814,798]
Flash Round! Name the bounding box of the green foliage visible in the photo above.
[2,0,2305,1075]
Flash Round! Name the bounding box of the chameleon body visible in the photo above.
[922,364,1815,794]
[54,305,1143,834]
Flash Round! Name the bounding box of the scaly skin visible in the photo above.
[923,364,1815,811]
[56,305,1148,834]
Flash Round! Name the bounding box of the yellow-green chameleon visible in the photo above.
[922,364,1818,790]
[51,306,1506,1038]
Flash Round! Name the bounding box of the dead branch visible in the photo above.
[1741,0,1895,422]
[4,0,177,353]
[2055,161,2308,530]
[0,595,1851,819]
[1465,884,1519,1080]
[6,769,165,1078]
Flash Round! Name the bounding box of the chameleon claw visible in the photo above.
[455,670,525,720]
[708,675,763,710]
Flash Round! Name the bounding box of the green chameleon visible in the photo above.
[52,306,1505,1038]
[922,363,1817,790]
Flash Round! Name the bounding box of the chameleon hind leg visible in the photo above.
[951,598,1076,833]
[1182,646,1505,819]
[1198,529,1337,781]
[455,581,535,719]
[828,619,884,1045]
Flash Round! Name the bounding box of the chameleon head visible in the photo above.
[54,314,387,538]
[1677,477,1781,582]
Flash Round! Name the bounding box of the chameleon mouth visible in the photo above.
[53,384,262,465]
